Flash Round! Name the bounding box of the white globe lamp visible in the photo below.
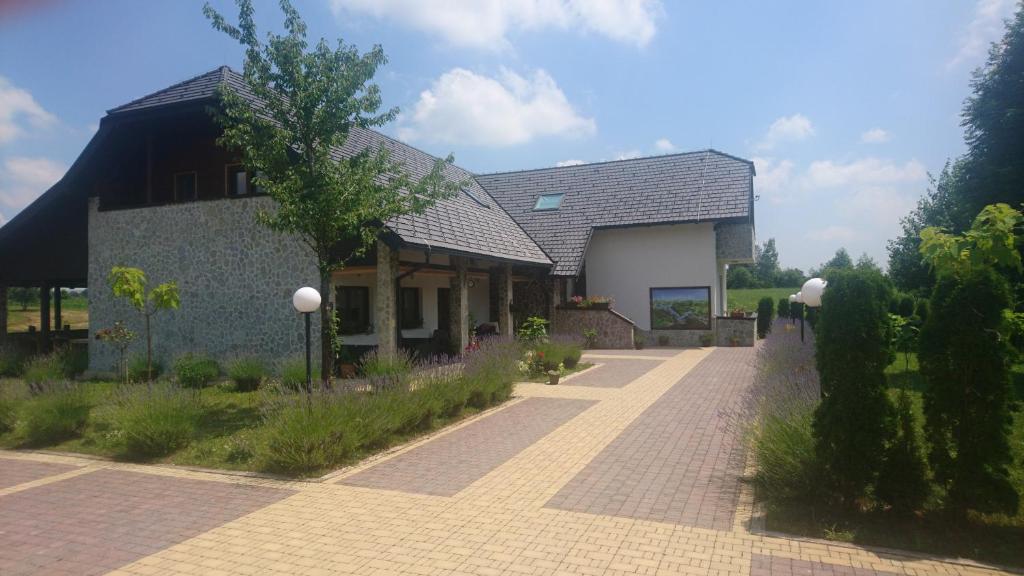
[292,286,321,392]
[801,278,827,308]
[788,294,797,303]
[795,291,803,303]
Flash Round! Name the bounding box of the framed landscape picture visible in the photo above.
[650,287,711,330]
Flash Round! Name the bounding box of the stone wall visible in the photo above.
[715,221,755,262]
[552,307,635,349]
[714,316,756,347]
[640,329,711,347]
[87,196,321,372]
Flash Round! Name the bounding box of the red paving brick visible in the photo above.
[0,468,293,576]
[750,554,898,575]
[0,457,79,489]
[545,347,754,530]
[564,358,664,388]
[339,397,597,496]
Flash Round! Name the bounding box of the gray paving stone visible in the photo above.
[564,359,664,388]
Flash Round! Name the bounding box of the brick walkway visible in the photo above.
[0,348,1013,576]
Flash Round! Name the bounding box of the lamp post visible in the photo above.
[795,291,805,342]
[292,287,321,393]
[797,278,827,344]
[788,294,797,324]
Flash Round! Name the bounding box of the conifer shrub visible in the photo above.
[876,390,929,513]
[777,297,790,319]
[898,295,916,318]
[920,269,1019,515]
[757,297,774,338]
[812,268,895,504]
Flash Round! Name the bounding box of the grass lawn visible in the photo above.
[766,352,1024,568]
[727,287,797,313]
[7,295,89,332]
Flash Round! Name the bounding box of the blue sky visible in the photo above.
[0,0,1016,272]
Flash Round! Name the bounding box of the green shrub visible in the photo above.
[173,354,220,388]
[127,355,163,382]
[19,384,91,445]
[0,383,27,433]
[756,297,774,338]
[60,346,89,377]
[562,345,582,369]
[876,390,929,513]
[582,328,598,349]
[258,394,357,474]
[813,268,895,504]
[752,407,825,504]
[113,382,203,458]
[0,346,26,377]
[920,268,1018,514]
[777,297,790,319]
[279,357,321,392]
[633,333,645,349]
[517,316,549,343]
[898,295,915,318]
[914,299,929,323]
[360,349,413,390]
[227,357,267,391]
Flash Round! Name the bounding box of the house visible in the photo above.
[0,67,755,373]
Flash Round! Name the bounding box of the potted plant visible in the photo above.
[729,307,747,318]
[547,369,560,385]
[338,347,358,379]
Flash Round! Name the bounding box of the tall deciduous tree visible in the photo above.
[204,0,460,381]
[755,238,780,287]
[8,287,37,311]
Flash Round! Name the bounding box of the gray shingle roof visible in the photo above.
[476,152,754,276]
[107,67,550,267]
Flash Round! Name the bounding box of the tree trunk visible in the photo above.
[319,270,333,386]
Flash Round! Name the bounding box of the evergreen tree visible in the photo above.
[755,238,781,287]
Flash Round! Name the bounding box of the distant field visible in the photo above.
[6,296,89,332]
[726,288,797,313]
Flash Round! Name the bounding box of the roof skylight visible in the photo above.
[533,193,564,211]
[463,187,489,208]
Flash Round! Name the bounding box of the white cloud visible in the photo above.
[752,156,794,202]
[860,127,890,143]
[556,159,585,167]
[0,76,57,145]
[398,68,595,147]
[614,149,642,160]
[805,225,855,242]
[330,0,661,50]
[948,0,1014,70]
[804,157,926,188]
[653,137,676,153]
[0,156,66,212]
[756,113,814,150]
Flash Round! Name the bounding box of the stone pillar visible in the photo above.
[0,284,7,343]
[496,263,513,337]
[375,240,399,356]
[548,277,562,331]
[39,283,51,352]
[449,257,469,354]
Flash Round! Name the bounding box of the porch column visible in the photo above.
[449,257,469,354]
[548,277,562,329]
[0,284,7,343]
[496,263,513,337]
[39,283,51,352]
[53,286,62,332]
[375,240,399,356]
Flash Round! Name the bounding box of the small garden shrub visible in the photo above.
[19,383,91,446]
[634,333,645,349]
[914,299,929,323]
[127,354,163,381]
[777,297,790,319]
[258,393,358,473]
[517,316,549,343]
[898,294,916,318]
[279,357,320,391]
[227,357,267,391]
[0,345,26,377]
[22,352,66,389]
[60,346,89,378]
[754,406,825,504]
[0,383,26,433]
[582,328,598,349]
[534,338,583,372]
[113,382,203,458]
[360,348,414,391]
[173,354,221,388]
[756,297,774,338]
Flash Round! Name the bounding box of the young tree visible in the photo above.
[755,238,780,287]
[9,287,37,311]
[756,297,774,338]
[108,267,179,381]
[812,268,895,505]
[918,203,1022,515]
[204,0,461,381]
[809,248,853,279]
[776,267,805,288]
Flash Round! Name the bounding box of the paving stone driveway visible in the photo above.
[0,348,1012,576]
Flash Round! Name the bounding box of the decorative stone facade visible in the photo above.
[496,264,513,337]
[375,240,399,356]
[714,316,756,347]
[448,257,469,353]
[553,307,635,349]
[715,221,755,263]
[640,329,710,348]
[87,197,321,372]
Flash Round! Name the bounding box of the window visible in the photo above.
[650,286,711,331]
[400,287,422,329]
[226,164,249,196]
[533,193,564,210]
[174,172,197,202]
[335,286,370,335]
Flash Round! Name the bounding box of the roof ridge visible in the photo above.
[106,65,230,114]
[475,148,752,178]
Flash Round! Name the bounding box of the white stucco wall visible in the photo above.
[583,223,721,331]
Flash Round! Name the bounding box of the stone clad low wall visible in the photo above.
[552,307,635,349]
[715,316,756,347]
